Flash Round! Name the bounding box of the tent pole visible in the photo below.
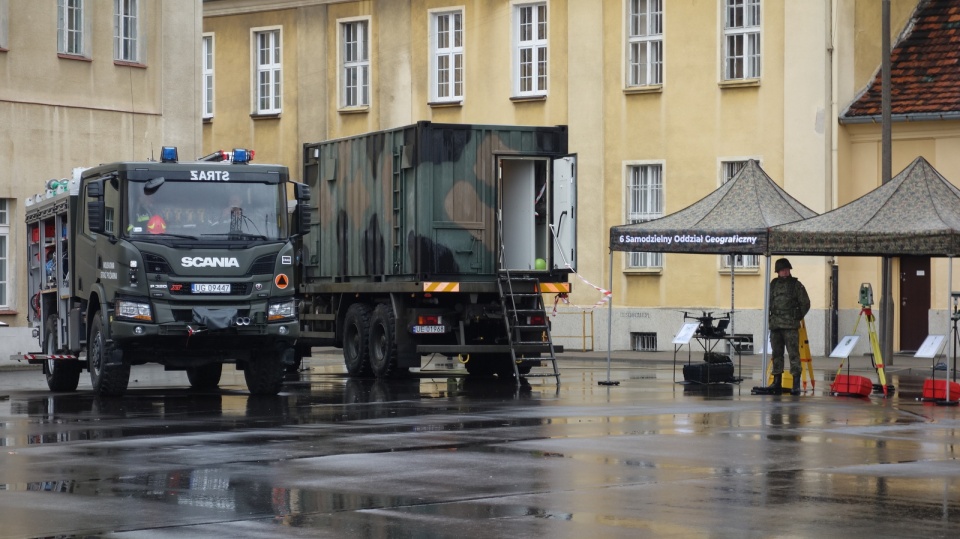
[762,255,771,377]
[948,255,953,401]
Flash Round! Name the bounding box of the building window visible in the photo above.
[627,164,663,269]
[341,19,369,108]
[431,10,463,103]
[57,0,85,56]
[723,0,760,80]
[202,34,214,119]
[627,0,662,87]
[0,200,9,307]
[514,3,547,97]
[114,0,138,62]
[719,160,760,269]
[254,28,281,114]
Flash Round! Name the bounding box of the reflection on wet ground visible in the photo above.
[0,356,957,537]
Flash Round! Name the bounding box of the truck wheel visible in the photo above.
[243,351,287,396]
[44,316,80,392]
[369,303,399,378]
[343,303,372,376]
[88,312,130,397]
[187,363,223,389]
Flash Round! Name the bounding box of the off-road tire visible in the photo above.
[243,349,286,396]
[44,316,80,392]
[88,312,130,397]
[369,303,399,378]
[343,303,372,376]
[187,363,223,389]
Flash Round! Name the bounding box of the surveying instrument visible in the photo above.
[832,283,891,397]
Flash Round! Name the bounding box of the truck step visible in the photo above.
[301,313,336,321]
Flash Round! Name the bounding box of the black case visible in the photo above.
[683,361,735,384]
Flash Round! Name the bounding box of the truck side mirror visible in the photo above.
[293,183,311,236]
[85,181,106,234]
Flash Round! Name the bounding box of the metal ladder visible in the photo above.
[497,211,561,386]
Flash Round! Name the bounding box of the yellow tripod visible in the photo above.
[841,304,890,396]
[766,319,815,393]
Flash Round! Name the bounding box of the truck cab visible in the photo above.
[17,148,310,396]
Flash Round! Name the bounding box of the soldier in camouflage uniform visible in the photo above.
[766,258,810,395]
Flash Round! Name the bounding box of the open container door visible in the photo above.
[552,155,576,272]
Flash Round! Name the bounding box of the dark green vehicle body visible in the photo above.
[15,155,309,396]
[299,122,577,377]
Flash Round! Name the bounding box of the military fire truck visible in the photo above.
[298,122,576,382]
[12,147,310,396]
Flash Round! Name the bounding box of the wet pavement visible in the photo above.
[0,350,957,538]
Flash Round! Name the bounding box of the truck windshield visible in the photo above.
[125,181,289,240]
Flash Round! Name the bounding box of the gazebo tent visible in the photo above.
[770,156,960,256]
[608,160,817,376]
[769,156,960,393]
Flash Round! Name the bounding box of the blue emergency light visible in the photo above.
[231,148,254,164]
[160,146,179,163]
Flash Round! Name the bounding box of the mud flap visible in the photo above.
[107,347,124,366]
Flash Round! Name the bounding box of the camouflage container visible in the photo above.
[302,122,576,283]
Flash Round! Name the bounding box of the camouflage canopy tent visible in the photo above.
[769,157,960,392]
[769,157,960,256]
[606,160,817,375]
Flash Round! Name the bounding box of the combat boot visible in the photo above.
[791,374,801,395]
[766,374,782,392]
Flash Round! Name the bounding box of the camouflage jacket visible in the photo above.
[768,276,810,329]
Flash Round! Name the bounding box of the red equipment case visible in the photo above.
[831,374,872,396]
[922,379,960,401]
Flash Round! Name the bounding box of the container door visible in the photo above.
[552,155,576,272]
[500,159,537,270]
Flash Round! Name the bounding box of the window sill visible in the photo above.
[0,310,18,316]
[202,116,213,124]
[510,94,547,103]
[718,267,761,275]
[719,78,760,89]
[0,47,8,53]
[114,60,146,69]
[428,100,463,108]
[250,112,281,120]
[623,268,663,276]
[624,84,662,95]
[57,53,91,62]
[338,105,370,114]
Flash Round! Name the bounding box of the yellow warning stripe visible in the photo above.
[423,282,460,292]
[537,283,570,293]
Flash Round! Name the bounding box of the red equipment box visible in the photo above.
[922,379,960,401]
[30,224,55,243]
[831,374,872,396]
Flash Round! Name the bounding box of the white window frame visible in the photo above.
[114,0,139,62]
[0,0,9,50]
[0,199,10,308]
[719,159,760,269]
[429,8,464,103]
[723,0,761,81]
[626,0,663,87]
[202,33,215,119]
[252,27,282,115]
[626,162,664,269]
[339,17,370,108]
[513,2,548,97]
[57,0,87,56]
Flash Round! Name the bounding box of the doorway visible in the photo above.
[899,256,930,351]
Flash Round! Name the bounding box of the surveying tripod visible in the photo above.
[839,284,890,396]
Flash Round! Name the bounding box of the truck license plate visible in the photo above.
[191,283,231,294]
[412,325,445,334]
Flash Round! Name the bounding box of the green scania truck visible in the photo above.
[11,147,310,396]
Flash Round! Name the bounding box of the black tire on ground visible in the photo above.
[44,316,81,392]
[243,348,288,396]
[369,303,399,378]
[343,303,372,376]
[491,354,520,379]
[187,362,223,389]
[88,312,130,397]
[464,355,497,377]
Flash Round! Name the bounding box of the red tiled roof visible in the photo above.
[844,0,960,119]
